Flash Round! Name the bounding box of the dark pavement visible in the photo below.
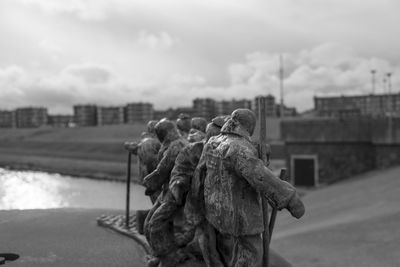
[0,209,146,267]
[0,208,291,267]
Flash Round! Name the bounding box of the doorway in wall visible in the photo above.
[291,155,318,187]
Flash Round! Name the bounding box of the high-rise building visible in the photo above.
[0,110,16,128]
[15,107,48,128]
[254,95,297,118]
[216,99,252,116]
[97,106,124,125]
[73,105,97,126]
[314,93,400,118]
[254,95,277,118]
[193,98,217,120]
[125,102,154,123]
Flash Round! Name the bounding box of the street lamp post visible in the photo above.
[387,72,393,143]
[371,69,376,94]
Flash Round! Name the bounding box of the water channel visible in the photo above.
[0,168,152,210]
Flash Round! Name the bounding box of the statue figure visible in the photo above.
[124,120,161,234]
[142,118,189,267]
[178,115,229,265]
[176,113,191,138]
[125,120,160,184]
[143,116,227,267]
[198,109,305,267]
[170,115,228,238]
[187,117,208,143]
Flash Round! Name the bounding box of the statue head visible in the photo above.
[205,115,230,141]
[211,115,230,128]
[191,117,208,133]
[176,113,191,134]
[146,120,158,135]
[188,129,206,142]
[221,109,256,137]
[154,118,180,143]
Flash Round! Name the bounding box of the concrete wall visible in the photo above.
[282,117,400,185]
[375,144,400,169]
[371,117,400,144]
[282,118,372,143]
[253,117,301,142]
[285,142,375,184]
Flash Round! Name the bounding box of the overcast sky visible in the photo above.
[1,0,399,114]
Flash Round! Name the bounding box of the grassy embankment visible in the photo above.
[0,118,287,181]
[0,124,147,181]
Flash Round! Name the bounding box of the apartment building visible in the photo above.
[15,107,48,128]
[73,105,97,126]
[125,102,154,123]
[314,93,400,118]
[97,106,124,125]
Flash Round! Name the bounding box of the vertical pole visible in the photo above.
[279,55,284,118]
[387,73,392,112]
[383,77,387,95]
[269,169,287,243]
[371,70,376,94]
[387,73,393,142]
[126,152,132,229]
[258,97,269,267]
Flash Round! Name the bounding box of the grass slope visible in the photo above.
[0,122,287,180]
[0,124,146,142]
[0,124,147,181]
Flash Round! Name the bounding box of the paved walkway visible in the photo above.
[0,208,292,267]
[0,209,146,267]
[272,166,400,267]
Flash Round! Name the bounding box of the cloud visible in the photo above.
[0,63,207,113]
[0,64,125,113]
[136,31,179,51]
[62,64,114,84]
[39,39,63,54]
[38,39,64,61]
[0,66,29,102]
[1,43,399,113]
[218,43,400,111]
[168,73,206,86]
[19,0,110,20]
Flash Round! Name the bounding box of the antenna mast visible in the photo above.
[371,69,376,94]
[279,55,284,118]
[387,72,392,94]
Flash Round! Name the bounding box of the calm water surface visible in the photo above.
[0,168,152,210]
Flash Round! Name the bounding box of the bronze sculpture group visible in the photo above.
[125,108,305,267]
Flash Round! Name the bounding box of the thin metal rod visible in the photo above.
[125,152,132,229]
[269,168,287,243]
[279,55,284,118]
[371,70,376,94]
[259,96,269,267]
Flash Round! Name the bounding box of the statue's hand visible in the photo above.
[143,171,161,196]
[124,142,139,152]
[287,192,305,219]
[143,173,154,192]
